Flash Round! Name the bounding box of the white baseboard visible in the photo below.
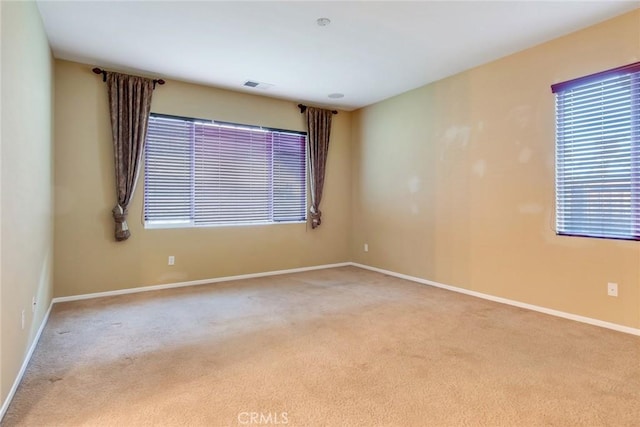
[52,262,352,303]
[51,260,640,336]
[351,262,640,337]
[0,301,54,422]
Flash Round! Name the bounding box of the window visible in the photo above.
[552,62,640,240]
[144,114,307,227]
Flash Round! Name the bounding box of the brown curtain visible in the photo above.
[305,107,333,229]
[106,72,154,241]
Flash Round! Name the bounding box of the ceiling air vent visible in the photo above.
[243,80,274,90]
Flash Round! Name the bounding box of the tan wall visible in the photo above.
[1,1,54,403]
[54,60,352,297]
[351,10,640,329]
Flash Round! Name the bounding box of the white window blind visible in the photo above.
[552,62,640,240]
[144,115,306,227]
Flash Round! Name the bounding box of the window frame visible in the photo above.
[143,113,308,229]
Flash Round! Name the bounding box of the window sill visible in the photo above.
[144,220,308,230]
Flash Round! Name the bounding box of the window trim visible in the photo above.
[144,218,308,230]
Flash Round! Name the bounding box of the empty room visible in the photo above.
[1,1,640,425]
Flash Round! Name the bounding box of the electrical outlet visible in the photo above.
[21,309,25,330]
[364,243,369,252]
[32,296,37,313]
[168,256,175,266]
[607,282,618,297]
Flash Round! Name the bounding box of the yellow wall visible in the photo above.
[351,10,640,329]
[1,0,54,403]
[54,60,352,297]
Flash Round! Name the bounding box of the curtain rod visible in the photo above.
[298,104,338,115]
[92,67,166,89]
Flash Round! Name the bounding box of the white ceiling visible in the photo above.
[36,1,639,111]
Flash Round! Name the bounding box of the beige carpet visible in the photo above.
[3,266,639,426]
